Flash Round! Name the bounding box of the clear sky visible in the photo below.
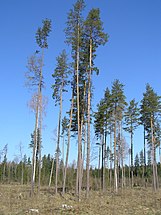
[0,0,161,164]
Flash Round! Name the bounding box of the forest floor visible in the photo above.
[0,185,161,214]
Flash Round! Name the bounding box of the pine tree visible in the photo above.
[84,8,108,197]
[111,79,126,193]
[51,50,70,193]
[140,84,161,191]
[65,0,85,199]
[124,99,140,187]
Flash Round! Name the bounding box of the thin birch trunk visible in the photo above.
[38,94,42,193]
[38,49,44,194]
[31,101,39,195]
[49,157,54,187]
[31,49,44,196]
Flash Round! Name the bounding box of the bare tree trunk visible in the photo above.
[81,123,86,188]
[31,49,44,196]
[114,114,118,193]
[151,115,156,191]
[155,147,159,189]
[49,157,54,187]
[81,82,87,187]
[101,135,105,192]
[62,96,74,194]
[31,102,39,195]
[75,23,82,200]
[86,38,92,198]
[131,127,134,188]
[103,130,107,192]
[110,130,112,190]
[98,144,101,189]
[128,149,131,187]
[38,94,42,193]
[55,86,63,194]
[62,133,65,185]
[143,126,147,187]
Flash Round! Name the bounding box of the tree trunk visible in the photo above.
[143,125,147,187]
[114,113,118,193]
[86,38,92,198]
[131,127,133,188]
[38,94,42,193]
[110,129,112,190]
[98,144,101,189]
[75,22,82,200]
[151,115,157,191]
[31,102,39,195]
[55,85,63,194]
[62,95,74,194]
[49,158,54,187]
[31,48,44,196]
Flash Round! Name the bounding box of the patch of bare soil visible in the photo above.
[0,185,161,214]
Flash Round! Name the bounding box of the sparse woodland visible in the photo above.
[1,1,161,214]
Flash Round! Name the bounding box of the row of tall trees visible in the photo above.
[94,81,161,192]
[50,0,108,199]
[24,0,161,198]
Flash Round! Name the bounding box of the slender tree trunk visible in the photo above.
[62,95,74,194]
[38,94,42,193]
[31,48,44,196]
[114,113,118,193]
[62,133,65,185]
[154,147,159,189]
[143,126,147,187]
[81,82,87,187]
[98,144,101,189]
[38,49,44,193]
[129,150,130,187]
[131,127,134,188]
[151,115,156,191]
[101,135,105,192]
[49,158,54,187]
[86,38,92,198]
[31,102,39,195]
[75,22,82,200]
[103,130,107,192]
[110,129,112,190]
[55,85,63,194]
[81,122,86,188]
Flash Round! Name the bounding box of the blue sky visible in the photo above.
[0,0,161,164]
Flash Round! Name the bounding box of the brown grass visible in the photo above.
[0,185,161,214]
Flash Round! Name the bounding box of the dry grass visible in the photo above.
[0,185,161,214]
